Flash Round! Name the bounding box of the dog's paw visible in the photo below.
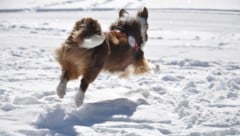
[56,80,67,98]
[75,90,85,107]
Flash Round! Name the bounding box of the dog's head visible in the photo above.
[70,18,102,42]
[110,7,149,49]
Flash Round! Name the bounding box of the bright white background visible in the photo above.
[0,1,239,136]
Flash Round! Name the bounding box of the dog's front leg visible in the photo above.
[75,78,89,107]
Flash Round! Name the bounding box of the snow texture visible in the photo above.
[0,0,240,136]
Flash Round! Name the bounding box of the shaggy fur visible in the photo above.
[56,7,150,106]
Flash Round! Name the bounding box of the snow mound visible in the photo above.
[13,96,42,105]
[166,59,210,67]
[36,98,147,135]
[36,104,66,129]
[0,103,17,111]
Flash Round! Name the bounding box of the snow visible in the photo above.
[0,0,240,10]
[0,0,240,136]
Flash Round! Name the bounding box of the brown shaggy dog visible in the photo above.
[56,7,150,106]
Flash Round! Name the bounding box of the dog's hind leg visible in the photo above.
[75,61,104,106]
[56,70,69,98]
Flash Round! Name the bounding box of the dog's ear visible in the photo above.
[119,9,129,18]
[137,7,148,20]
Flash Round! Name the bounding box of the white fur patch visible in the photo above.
[80,34,105,49]
[119,64,135,78]
[122,12,129,17]
[75,90,85,107]
[137,17,147,47]
[119,14,134,22]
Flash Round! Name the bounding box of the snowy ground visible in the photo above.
[0,1,240,136]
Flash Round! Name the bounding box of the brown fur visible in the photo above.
[56,8,150,106]
[56,31,149,81]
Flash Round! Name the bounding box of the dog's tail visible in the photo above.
[55,44,79,80]
[55,44,67,68]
